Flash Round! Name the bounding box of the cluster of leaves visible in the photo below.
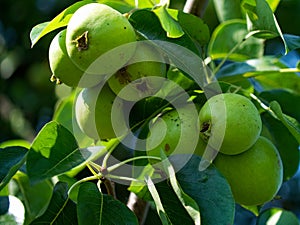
[1,0,300,224]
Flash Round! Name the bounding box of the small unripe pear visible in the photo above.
[66,3,137,75]
[108,42,167,101]
[49,29,105,87]
[199,93,262,155]
[75,83,126,140]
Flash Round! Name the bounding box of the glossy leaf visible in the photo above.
[128,96,169,128]
[266,0,281,12]
[174,155,235,225]
[242,0,280,39]
[146,177,171,225]
[283,34,300,51]
[270,101,300,144]
[257,208,300,225]
[26,121,87,184]
[13,172,52,224]
[0,139,30,149]
[216,56,300,86]
[130,9,210,89]
[135,0,155,8]
[30,0,93,47]
[260,89,300,122]
[29,182,77,225]
[77,182,138,225]
[128,164,154,201]
[145,154,235,225]
[98,0,134,13]
[213,0,243,22]
[261,112,299,180]
[215,61,255,82]
[219,57,300,94]
[208,19,264,60]
[0,146,27,191]
[174,10,210,46]
[153,6,184,38]
[160,151,200,225]
[53,91,94,148]
[128,9,198,54]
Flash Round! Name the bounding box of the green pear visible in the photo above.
[66,3,137,75]
[108,42,167,101]
[75,83,126,140]
[49,29,105,87]
[199,93,262,155]
[214,136,283,206]
[146,104,204,163]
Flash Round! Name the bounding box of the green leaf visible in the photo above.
[77,182,138,225]
[266,0,281,12]
[128,9,198,54]
[128,96,169,128]
[129,9,211,88]
[160,152,200,225]
[246,57,300,94]
[97,0,134,13]
[135,0,156,8]
[213,0,243,22]
[174,155,235,225]
[242,0,285,47]
[261,112,299,180]
[216,56,300,89]
[216,61,255,81]
[29,182,77,225]
[145,177,171,225]
[13,172,52,224]
[127,164,155,201]
[0,146,27,191]
[260,89,300,122]
[30,0,93,47]
[269,101,300,144]
[178,12,210,47]
[0,139,30,149]
[0,186,9,196]
[283,34,300,51]
[153,6,184,38]
[170,10,210,46]
[208,19,264,61]
[26,121,88,184]
[53,91,94,148]
[242,0,278,38]
[257,208,300,225]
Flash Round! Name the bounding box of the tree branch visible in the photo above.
[183,0,209,17]
[127,192,149,225]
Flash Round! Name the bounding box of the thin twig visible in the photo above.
[127,192,150,225]
[102,178,117,199]
[183,0,209,17]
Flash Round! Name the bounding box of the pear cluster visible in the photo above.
[146,93,283,206]
[199,93,283,206]
[47,3,167,140]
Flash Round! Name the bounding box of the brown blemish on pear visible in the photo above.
[72,31,89,51]
[115,67,132,84]
[200,121,211,141]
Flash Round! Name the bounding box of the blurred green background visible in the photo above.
[0,0,76,143]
